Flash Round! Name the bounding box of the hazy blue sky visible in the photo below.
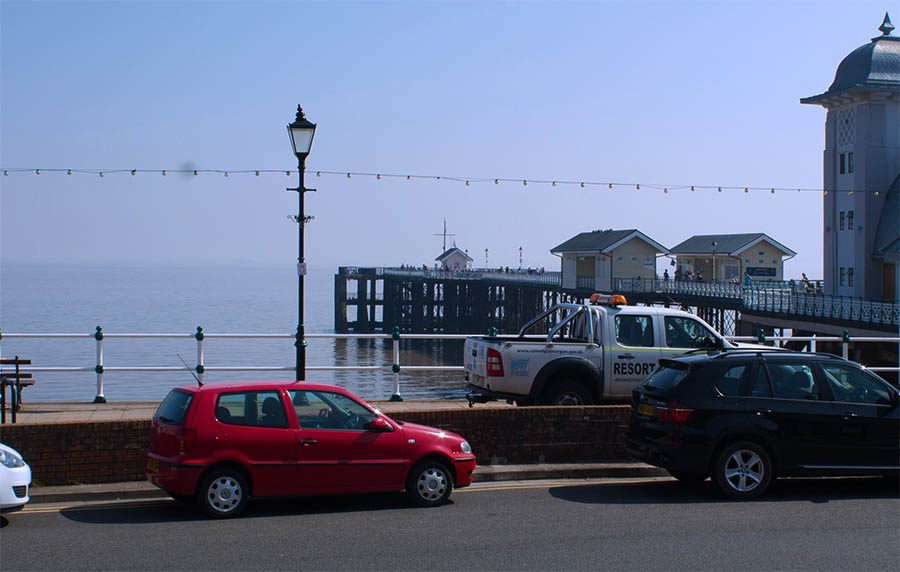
[0,1,892,277]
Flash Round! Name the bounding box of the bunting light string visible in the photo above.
[0,167,886,195]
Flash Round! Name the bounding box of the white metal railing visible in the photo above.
[0,329,896,403]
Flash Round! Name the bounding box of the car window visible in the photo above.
[154,390,193,425]
[216,390,288,428]
[289,390,376,431]
[713,365,747,397]
[819,364,894,406]
[641,366,689,391]
[615,315,654,347]
[767,363,824,400]
[750,366,773,397]
[664,316,719,349]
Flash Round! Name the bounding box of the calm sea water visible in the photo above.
[0,262,465,402]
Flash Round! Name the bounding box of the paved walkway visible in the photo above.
[3,399,517,425]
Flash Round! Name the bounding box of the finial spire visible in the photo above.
[295,105,306,122]
[879,12,894,36]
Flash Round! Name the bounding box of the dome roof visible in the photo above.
[802,13,900,105]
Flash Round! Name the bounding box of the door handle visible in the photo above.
[842,412,858,420]
[298,439,318,446]
[619,354,635,360]
[756,408,773,416]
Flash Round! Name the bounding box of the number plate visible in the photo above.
[146,458,159,472]
[637,403,653,417]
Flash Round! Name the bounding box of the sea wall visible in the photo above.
[0,405,631,486]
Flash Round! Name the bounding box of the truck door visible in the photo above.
[659,315,722,358]
[608,313,661,396]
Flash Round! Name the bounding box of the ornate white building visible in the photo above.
[802,13,900,300]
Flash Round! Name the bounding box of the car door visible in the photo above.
[743,361,839,470]
[289,389,408,492]
[815,363,900,469]
[609,313,660,395]
[213,390,299,496]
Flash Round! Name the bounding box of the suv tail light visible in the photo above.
[486,348,505,377]
[655,401,694,424]
[176,428,197,455]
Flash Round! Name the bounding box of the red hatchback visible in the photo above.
[146,381,477,518]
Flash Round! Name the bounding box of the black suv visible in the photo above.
[627,349,899,499]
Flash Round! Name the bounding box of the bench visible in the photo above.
[1,357,33,423]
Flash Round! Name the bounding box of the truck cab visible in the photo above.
[464,294,730,406]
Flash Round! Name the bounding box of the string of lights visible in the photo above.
[0,167,887,196]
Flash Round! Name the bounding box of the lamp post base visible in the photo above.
[388,394,403,402]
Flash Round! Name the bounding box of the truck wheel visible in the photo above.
[543,380,593,406]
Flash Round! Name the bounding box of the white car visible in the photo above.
[0,443,31,513]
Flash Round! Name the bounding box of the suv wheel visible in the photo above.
[406,460,453,507]
[198,469,249,518]
[543,380,593,406]
[713,441,772,499]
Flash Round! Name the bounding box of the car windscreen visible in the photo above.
[154,390,193,425]
[640,366,690,391]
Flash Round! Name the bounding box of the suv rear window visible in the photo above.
[641,366,689,391]
[154,390,193,425]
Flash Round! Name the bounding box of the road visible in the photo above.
[2,477,898,571]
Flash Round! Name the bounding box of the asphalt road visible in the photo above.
[2,477,898,571]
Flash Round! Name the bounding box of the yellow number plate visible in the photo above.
[637,403,653,417]
[146,458,159,472]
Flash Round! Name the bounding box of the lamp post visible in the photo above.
[485,248,489,268]
[287,105,316,381]
[518,246,523,270]
[711,240,718,282]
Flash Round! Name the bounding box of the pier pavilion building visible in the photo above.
[550,229,668,291]
[801,13,900,300]
[669,233,796,282]
[435,246,473,270]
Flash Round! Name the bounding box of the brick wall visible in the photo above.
[0,406,631,486]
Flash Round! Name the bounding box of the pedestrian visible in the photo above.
[743,269,752,286]
[663,269,669,281]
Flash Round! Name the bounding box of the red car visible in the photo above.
[146,381,476,518]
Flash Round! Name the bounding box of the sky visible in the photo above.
[0,1,894,278]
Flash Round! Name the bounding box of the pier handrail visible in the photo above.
[0,329,896,404]
[614,278,899,327]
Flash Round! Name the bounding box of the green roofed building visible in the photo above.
[550,229,668,291]
[669,233,796,282]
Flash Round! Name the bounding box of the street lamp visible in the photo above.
[518,246,523,270]
[287,105,316,381]
[485,248,489,268]
[711,240,718,282]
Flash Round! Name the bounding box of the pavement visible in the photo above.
[8,399,666,505]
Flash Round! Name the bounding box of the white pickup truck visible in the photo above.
[464,294,735,406]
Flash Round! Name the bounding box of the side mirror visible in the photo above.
[367,417,392,432]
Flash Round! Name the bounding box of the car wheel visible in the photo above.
[713,441,772,499]
[406,460,453,507]
[667,470,707,483]
[543,380,593,406]
[197,469,249,518]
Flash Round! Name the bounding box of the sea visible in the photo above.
[0,262,465,403]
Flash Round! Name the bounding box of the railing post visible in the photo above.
[93,326,106,403]
[842,330,850,360]
[195,326,205,383]
[389,326,402,402]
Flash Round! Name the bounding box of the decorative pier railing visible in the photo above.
[335,267,897,335]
